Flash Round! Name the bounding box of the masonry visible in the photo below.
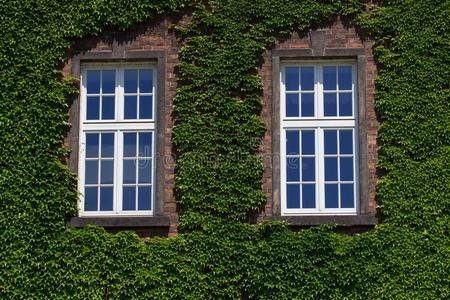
[64,16,378,236]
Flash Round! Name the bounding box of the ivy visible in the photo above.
[0,0,449,298]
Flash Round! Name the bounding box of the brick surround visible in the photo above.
[259,18,378,222]
[64,17,378,235]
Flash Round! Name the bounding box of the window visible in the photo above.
[79,64,156,216]
[280,62,358,215]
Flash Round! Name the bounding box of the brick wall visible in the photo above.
[64,17,378,235]
[259,18,378,218]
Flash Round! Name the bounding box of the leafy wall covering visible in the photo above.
[0,0,448,298]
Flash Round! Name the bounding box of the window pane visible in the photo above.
[101,133,114,158]
[86,133,99,158]
[325,157,338,181]
[102,96,115,120]
[339,130,353,154]
[86,70,100,94]
[300,67,314,91]
[139,132,152,157]
[100,187,113,211]
[286,94,299,117]
[286,157,300,182]
[138,159,152,184]
[325,184,339,208]
[122,187,136,210]
[86,96,100,120]
[324,93,337,116]
[301,130,315,155]
[338,66,352,90]
[302,157,315,181]
[102,70,115,94]
[124,132,137,157]
[339,93,352,116]
[285,67,299,91]
[324,130,337,154]
[301,93,314,117]
[340,157,353,181]
[302,184,315,208]
[323,66,336,90]
[139,69,153,93]
[124,69,138,93]
[138,186,152,210]
[85,160,98,184]
[139,95,152,119]
[123,160,136,184]
[287,184,300,209]
[286,130,299,155]
[124,95,137,119]
[84,187,98,211]
[100,160,114,184]
[341,184,354,208]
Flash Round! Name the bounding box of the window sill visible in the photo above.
[67,215,171,228]
[267,214,378,226]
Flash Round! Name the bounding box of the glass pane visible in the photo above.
[139,132,152,157]
[139,95,152,119]
[123,160,136,184]
[339,130,353,154]
[101,133,114,158]
[338,66,352,90]
[323,66,336,90]
[286,94,299,117]
[100,160,114,184]
[302,184,315,208]
[102,96,115,120]
[124,95,137,119]
[124,69,138,93]
[138,186,152,210]
[102,70,115,94]
[325,184,339,208]
[85,160,98,184]
[122,187,136,210]
[99,187,113,211]
[85,133,99,158]
[301,131,315,155]
[285,67,299,91]
[123,132,137,157]
[339,93,352,116]
[86,96,100,120]
[302,157,315,181]
[300,67,314,91]
[86,70,100,94]
[138,159,152,184]
[325,157,338,181]
[341,184,354,208]
[286,157,300,182]
[139,69,153,93]
[324,93,337,116]
[324,130,337,154]
[340,157,353,181]
[286,130,299,155]
[84,187,98,211]
[301,93,314,117]
[287,184,300,209]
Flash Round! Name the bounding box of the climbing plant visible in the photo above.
[0,0,448,298]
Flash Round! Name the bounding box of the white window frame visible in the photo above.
[280,61,359,215]
[78,63,157,217]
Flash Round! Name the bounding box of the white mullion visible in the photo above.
[317,128,324,212]
[337,130,341,208]
[298,67,302,117]
[135,132,140,211]
[317,65,323,119]
[298,129,302,209]
[97,133,102,211]
[118,67,124,122]
[137,69,141,120]
[114,131,120,214]
[99,71,103,120]
[151,131,155,211]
